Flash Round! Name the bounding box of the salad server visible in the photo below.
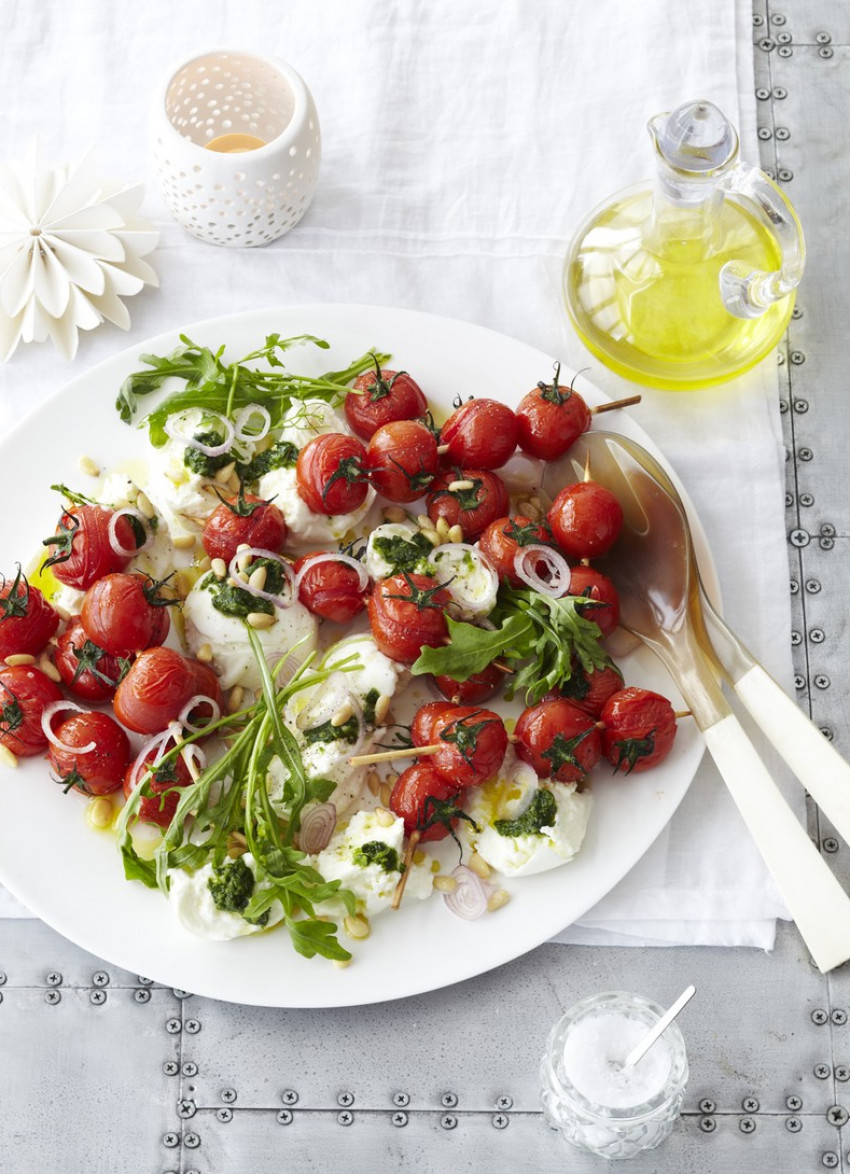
[542,430,850,974]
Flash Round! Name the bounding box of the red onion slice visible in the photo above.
[443,865,492,921]
[226,547,296,609]
[164,410,235,457]
[108,508,153,559]
[234,403,271,443]
[513,545,572,597]
[299,802,337,854]
[178,694,221,733]
[294,552,369,593]
[431,544,498,615]
[41,701,96,755]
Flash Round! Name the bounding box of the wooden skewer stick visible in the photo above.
[590,394,642,414]
[349,744,441,767]
[391,830,421,910]
[674,709,693,720]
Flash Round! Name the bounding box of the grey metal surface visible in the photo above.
[4,5,850,1173]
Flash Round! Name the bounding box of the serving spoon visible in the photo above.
[541,430,850,974]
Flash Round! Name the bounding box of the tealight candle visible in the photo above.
[540,991,689,1160]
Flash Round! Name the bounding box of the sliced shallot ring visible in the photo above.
[513,545,572,598]
[178,694,221,733]
[41,700,96,755]
[179,742,207,780]
[431,543,498,613]
[108,508,153,559]
[164,410,235,456]
[226,547,297,609]
[299,802,337,854]
[234,403,271,443]
[444,864,491,921]
[127,730,173,792]
[294,552,369,593]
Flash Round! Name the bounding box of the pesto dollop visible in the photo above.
[238,441,299,483]
[201,557,285,618]
[352,840,401,872]
[207,855,269,926]
[494,788,558,838]
[303,715,360,746]
[373,531,433,573]
[183,430,233,477]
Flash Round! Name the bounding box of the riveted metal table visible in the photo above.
[3,4,850,1172]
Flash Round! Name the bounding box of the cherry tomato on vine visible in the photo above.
[80,573,174,659]
[548,660,624,718]
[389,762,463,843]
[439,399,518,469]
[42,504,140,590]
[0,567,59,659]
[547,481,623,560]
[54,617,129,703]
[429,705,508,787]
[113,646,202,734]
[0,665,63,757]
[201,493,287,564]
[296,433,370,516]
[515,365,592,460]
[294,553,368,623]
[47,711,131,796]
[124,742,195,827]
[432,661,504,705]
[514,698,601,784]
[567,565,620,637]
[426,468,509,542]
[365,419,439,503]
[368,573,451,663]
[410,701,455,748]
[478,515,555,587]
[344,361,427,441]
[600,687,678,774]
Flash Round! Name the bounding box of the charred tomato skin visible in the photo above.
[113,646,202,735]
[296,433,370,516]
[514,697,601,784]
[45,505,138,590]
[47,711,131,796]
[368,573,450,664]
[365,419,439,503]
[429,705,508,787]
[600,687,678,774]
[80,573,171,659]
[0,665,63,757]
[294,553,368,624]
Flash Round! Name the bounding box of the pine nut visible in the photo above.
[468,851,491,880]
[433,874,458,893]
[196,643,214,664]
[248,565,267,591]
[227,830,247,858]
[343,914,371,940]
[374,807,394,828]
[53,604,71,623]
[385,772,399,786]
[227,471,240,494]
[214,461,236,485]
[77,455,100,477]
[236,551,253,574]
[227,686,244,714]
[236,570,249,585]
[367,771,381,796]
[383,506,407,523]
[374,694,391,725]
[196,555,212,573]
[487,889,511,913]
[524,505,541,522]
[0,745,18,770]
[172,533,196,550]
[4,653,35,667]
[38,655,61,683]
[448,479,474,492]
[528,495,542,511]
[413,850,425,865]
[435,515,450,539]
[211,558,227,579]
[333,958,352,969]
[236,543,251,553]
[135,491,155,519]
[422,528,441,546]
[416,514,432,530]
[448,524,464,544]
[431,859,441,874]
[85,797,114,830]
[379,781,393,807]
[246,611,275,629]
[331,700,354,727]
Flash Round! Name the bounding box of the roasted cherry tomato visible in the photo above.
[201,493,287,564]
[42,504,140,590]
[47,711,131,796]
[365,419,439,503]
[113,646,202,734]
[368,573,451,664]
[410,701,455,748]
[80,573,173,659]
[515,366,592,460]
[0,567,59,659]
[124,741,195,827]
[600,687,678,774]
[514,698,601,784]
[296,433,370,516]
[54,617,129,703]
[389,762,463,843]
[433,662,504,705]
[567,565,620,638]
[426,468,509,542]
[429,705,508,787]
[344,361,427,441]
[550,661,624,718]
[294,553,368,623]
[439,399,518,469]
[188,658,224,714]
[478,515,555,587]
[547,481,623,560]
[0,665,63,757]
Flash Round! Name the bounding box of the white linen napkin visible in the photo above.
[0,0,797,947]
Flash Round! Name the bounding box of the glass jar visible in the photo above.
[540,991,688,1160]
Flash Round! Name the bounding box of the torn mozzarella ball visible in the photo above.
[257,465,375,547]
[168,854,284,940]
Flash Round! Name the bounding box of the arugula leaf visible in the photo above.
[412,613,532,681]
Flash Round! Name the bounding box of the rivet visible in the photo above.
[790,579,800,595]
[799,494,814,507]
[778,169,794,182]
[182,1062,198,1077]
[90,990,106,1006]
[787,1095,803,1111]
[836,1066,850,1082]
[338,1092,354,1108]
[172,989,192,999]
[813,1010,830,1025]
[815,675,830,689]
[776,127,790,141]
[785,492,794,507]
[822,1153,839,1169]
[392,1092,410,1107]
[791,304,802,317]
[810,629,825,643]
[700,1116,716,1133]
[277,1109,293,1125]
[823,838,839,854]
[758,127,773,141]
[134,989,151,1004]
[815,1063,831,1078]
[794,674,806,691]
[743,1096,760,1112]
[337,1111,353,1126]
[221,1088,237,1104]
[759,37,775,52]
[217,1108,233,1124]
[822,728,835,741]
[787,1116,803,1132]
[162,1133,179,1148]
[0,973,6,985]
[793,399,809,413]
[806,580,822,595]
[281,1090,299,1106]
[177,1099,196,1119]
[798,447,813,461]
[441,1113,458,1130]
[0,992,4,1004]
[832,1009,847,1025]
[496,1095,513,1110]
[137,975,154,985]
[392,1111,408,1127]
[771,12,787,24]
[776,30,792,44]
[492,1113,509,1130]
[820,46,834,59]
[184,1133,200,1149]
[44,990,61,1005]
[165,1018,181,1034]
[790,352,805,365]
[441,1092,458,1108]
[791,631,802,646]
[46,972,62,987]
[163,1061,179,1076]
[821,537,835,550]
[777,349,785,364]
[740,1116,756,1133]
[778,45,794,58]
[756,87,770,100]
[92,971,109,987]
[789,528,810,547]
[699,1099,716,1114]
[774,86,788,100]
[817,30,832,43]
[753,12,764,25]
[827,1105,849,1127]
[821,523,836,537]
[185,1019,201,1034]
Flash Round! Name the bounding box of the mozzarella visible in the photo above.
[363,522,422,580]
[430,545,498,618]
[258,465,376,547]
[168,854,284,940]
[319,634,407,709]
[266,739,366,819]
[278,398,349,449]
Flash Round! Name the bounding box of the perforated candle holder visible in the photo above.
[151,49,321,247]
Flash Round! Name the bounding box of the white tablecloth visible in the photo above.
[0,0,797,947]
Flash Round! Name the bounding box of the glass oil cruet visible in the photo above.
[564,99,805,390]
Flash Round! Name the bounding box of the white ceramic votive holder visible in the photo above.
[151,48,321,247]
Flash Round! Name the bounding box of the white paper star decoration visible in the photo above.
[0,145,159,361]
